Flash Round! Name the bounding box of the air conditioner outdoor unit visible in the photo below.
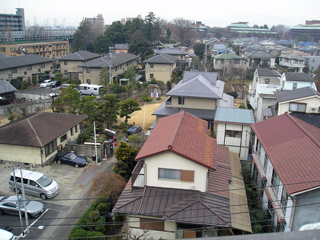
[311,107,316,112]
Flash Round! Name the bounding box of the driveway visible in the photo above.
[0,155,116,239]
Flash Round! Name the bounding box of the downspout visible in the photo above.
[289,196,296,230]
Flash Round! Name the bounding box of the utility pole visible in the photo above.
[20,168,29,234]
[109,47,114,84]
[12,167,24,236]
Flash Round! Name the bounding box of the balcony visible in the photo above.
[131,160,145,188]
[265,185,286,223]
[251,152,266,180]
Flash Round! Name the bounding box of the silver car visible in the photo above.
[0,195,45,218]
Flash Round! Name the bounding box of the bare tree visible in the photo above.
[171,18,196,47]
[123,225,152,240]
[28,25,45,41]
[273,24,290,40]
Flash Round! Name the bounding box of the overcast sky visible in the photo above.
[1,0,320,28]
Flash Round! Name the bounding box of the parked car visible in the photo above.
[126,125,142,142]
[40,79,52,88]
[0,195,45,218]
[55,152,88,168]
[61,83,71,89]
[0,228,14,240]
[50,80,61,88]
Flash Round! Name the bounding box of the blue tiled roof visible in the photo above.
[214,107,255,125]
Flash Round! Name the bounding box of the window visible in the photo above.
[289,103,306,112]
[234,59,240,64]
[272,169,280,194]
[263,154,269,173]
[220,59,224,64]
[86,68,90,73]
[71,128,73,136]
[64,61,67,65]
[40,63,45,68]
[27,65,32,70]
[140,218,164,231]
[178,96,185,105]
[87,79,91,84]
[45,140,57,156]
[30,180,39,187]
[150,64,154,68]
[281,188,288,214]
[159,168,181,180]
[293,83,297,89]
[24,71,27,75]
[150,74,154,78]
[64,70,68,74]
[11,68,17,73]
[265,79,270,84]
[225,130,242,138]
[60,134,67,142]
[75,125,78,133]
[0,47,5,52]
[10,47,15,51]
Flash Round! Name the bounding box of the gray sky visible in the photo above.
[1,0,320,28]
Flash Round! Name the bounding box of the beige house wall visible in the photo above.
[0,41,69,59]
[129,216,176,240]
[144,151,208,192]
[146,63,176,82]
[278,96,320,115]
[214,59,247,72]
[80,60,137,85]
[169,96,216,110]
[0,62,53,82]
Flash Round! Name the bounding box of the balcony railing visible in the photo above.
[265,185,286,223]
[131,160,145,188]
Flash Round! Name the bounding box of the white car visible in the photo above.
[40,79,52,88]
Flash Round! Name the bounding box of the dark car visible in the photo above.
[0,195,45,218]
[55,152,88,168]
[126,125,142,142]
[50,80,61,88]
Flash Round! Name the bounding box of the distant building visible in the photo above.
[85,14,105,38]
[226,22,278,39]
[290,20,320,42]
[0,8,25,32]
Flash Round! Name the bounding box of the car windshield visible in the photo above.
[17,197,30,208]
[67,153,77,160]
[37,175,52,187]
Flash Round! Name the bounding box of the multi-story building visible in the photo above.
[85,14,105,38]
[290,20,320,42]
[0,41,69,59]
[0,8,25,32]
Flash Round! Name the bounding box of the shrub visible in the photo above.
[10,78,21,89]
[21,80,28,90]
[77,132,90,144]
[119,122,127,131]
[239,103,246,109]
[141,93,151,102]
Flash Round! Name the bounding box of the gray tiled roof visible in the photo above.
[0,112,87,147]
[257,68,279,77]
[284,72,314,82]
[0,53,7,58]
[79,52,138,68]
[0,80,17,94]
[115,43,129,50]
[0,55,53,70]
[245,50,275,59]
[59,51,100,61]
[290,112,320,128]
[156,47,188,55]
[143,54,178,64]
[276,87,320,102]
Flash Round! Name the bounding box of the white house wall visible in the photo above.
[129,216,176,240]
[278,96,320,115]
[144,151,208,192]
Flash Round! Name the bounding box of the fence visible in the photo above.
[0,98,52,116]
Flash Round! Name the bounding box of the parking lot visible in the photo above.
[0,156,116,239]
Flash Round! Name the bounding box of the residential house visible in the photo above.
[248,69,281,122]
[0,112,87,165]
[0,79,17,105]
[156,47,189,70]
[214,107,255,161]
[0,55,53,83]
[305,56,320,73]
[152,71,234,134]
[0,41,69,59]
[78,52,138,85]
[278,53,306,73]
[251,113,320,231]
[115,43,129,53]
[209,43,227,56]
[113,111,251,239]
[59,51,100,79]
[243,50,276,68]
[280,72,317,91]
[275,87,320,115]
[143,54,178,82]
[213,53,247,77]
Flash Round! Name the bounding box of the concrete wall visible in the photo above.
[292,188,320,231]
[144,151,208,192]
[0,99,53,116]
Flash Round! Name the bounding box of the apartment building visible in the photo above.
[0,8,25,32]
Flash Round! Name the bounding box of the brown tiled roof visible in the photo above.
[136,111,216,170]
[0,112,87,147]
[113,186,231,227]
[252,113,320,195]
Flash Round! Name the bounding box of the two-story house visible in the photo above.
[243,50,276,68]
[143,54,178,82]
[156,47,189,70]
[278,53,306,73]
[0,79,17,105]
[59,51,100,79]
[213,53,247,77]
[0,55,53,83]
[78,52,138,85]
[251,113,320,232]
[152,71,234,134]
[248,69,281,122]
[280,72,317,91]
[276,86,320,115]
[113,111,251,239]
[214,107,255,161]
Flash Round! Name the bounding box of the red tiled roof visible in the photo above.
[252,113,320,195]
[136,111,216,170]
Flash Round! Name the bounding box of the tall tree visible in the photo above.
[99,67,109,87]
[71,19,93,51]
[272,24,289,40]
[104,21,126,44]
[80,96,98,124]
[124,65,136,84]
[143,12,156,42]
[120,98,141,124]
[93,35,113,53]
[193,42,205,57]
[171,18,196,46]
[98,94,119,128]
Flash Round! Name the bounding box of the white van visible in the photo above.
[78,84,103,96]
[9,169,60,200]
[0,229,15,240]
